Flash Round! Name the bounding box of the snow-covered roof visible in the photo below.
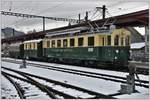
[131,42,145,49]
[23,39,42,43]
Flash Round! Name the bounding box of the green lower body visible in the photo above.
[24,50,38,58]
[43,46,130,64]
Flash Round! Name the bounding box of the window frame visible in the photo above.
[63,39,68,47]
[57,40,61,47]
[88,36,94,46]
[107,36,111,46]
[114,35,119,46]
[120,37,124,46]
[51,40,55,48]
[78,37,84,47]
[47,40,50,48]
[125,35,130,46]
[70,38,75,47]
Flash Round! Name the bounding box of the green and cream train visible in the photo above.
[18,27,131,67]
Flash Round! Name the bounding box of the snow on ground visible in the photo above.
[12,78,50,99]
[2,57,149,81]
[1,60,149,99]
[1,75,19,99]
[32,77,94,98]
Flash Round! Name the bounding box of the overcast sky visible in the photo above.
[1,0,149,34]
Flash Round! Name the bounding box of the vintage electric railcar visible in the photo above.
[21,27,131,67]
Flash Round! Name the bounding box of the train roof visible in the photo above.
[45,26,114,38]
[46,27,89,36]
[23,39,42,43]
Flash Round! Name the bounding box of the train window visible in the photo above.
[114,35,119,46]
[57,40,61,47]
[63,39,67,47]
[70,38,74,47]
[102,37,105,46]
[35,43,37,49]
[88,37,94,46]
[125,36,130,46]
[33,43,35,49]
[107,36,111,45]
[47,41,50,48]
[25,44,28,50]
[78,37,83,46]
[121,37,124,46]
[24,44,26,49]
[29,43,31,49]
[52,40,55,47]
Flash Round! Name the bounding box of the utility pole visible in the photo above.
[12,28,15,36]
[145,26,149,61]
[43,17,45,31]
[102,5,106,19]
[85,11,88,22]
[96,5,107,19]
[78,13,81,23]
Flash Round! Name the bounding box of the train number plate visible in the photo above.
[88,48,93,52]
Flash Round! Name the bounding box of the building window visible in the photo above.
[63,39,67,47]
[121,37,124,46]
[57,40,61,47]
[47,41,50,48]
[88,37,94,46]
[114,35,119,46]
[125,36,130,46]
[107,36,111,45]
[70,38,74,47]
[52,40,55,47]
[78,37,83,46]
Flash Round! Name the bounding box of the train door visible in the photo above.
[19,44,24,59]
[37,41,43,58]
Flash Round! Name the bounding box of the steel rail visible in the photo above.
[2,66,116,99]
[1,71,77,99]
[2,59,149,84]
[2,72,25,99]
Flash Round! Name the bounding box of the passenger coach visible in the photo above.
[40,27,131,66]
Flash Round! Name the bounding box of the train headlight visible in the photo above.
[116,50,119,53]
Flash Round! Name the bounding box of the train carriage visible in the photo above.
[8,42,23,59]
[23,39,43,60]
[21,26,131,68]
[42,27,131,66]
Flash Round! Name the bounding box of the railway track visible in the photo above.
[2,66,115,99]
[2,59,149,88]
[2,73,25,99]
[2,71,58,99]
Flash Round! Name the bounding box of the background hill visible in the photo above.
[1,27,25,39]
